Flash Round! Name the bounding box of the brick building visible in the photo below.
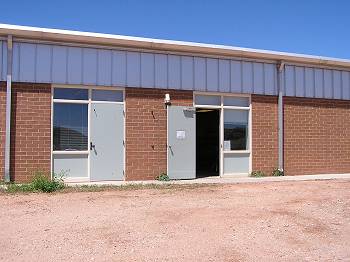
[0,24,349,182]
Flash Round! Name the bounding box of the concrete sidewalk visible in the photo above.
[67,173,350,186]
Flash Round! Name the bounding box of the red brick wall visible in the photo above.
[251,95,279,175]
[125,88,193,180]
[0,82,6,181]
[6,83,51,182]
[284,97,350,176]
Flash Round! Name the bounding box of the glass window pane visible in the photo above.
[224,110,248,150]
[53,103,88,151]
[92,90,123,102]
[54,88,88,100]
[195,95,221,105]
[224,97,249,107]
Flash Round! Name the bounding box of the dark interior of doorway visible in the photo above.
[196,108,220,178]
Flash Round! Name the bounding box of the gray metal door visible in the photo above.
[167,106,196,179]
[90,103,124,181]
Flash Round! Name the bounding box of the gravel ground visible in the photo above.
[0,180,349,261]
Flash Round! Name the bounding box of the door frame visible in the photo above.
[51,84,125,182]
[193,91,252,177]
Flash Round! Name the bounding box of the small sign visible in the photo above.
[176,130,186,140]
[224,140,231,150]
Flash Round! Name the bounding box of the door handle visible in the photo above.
[90,142,95,150]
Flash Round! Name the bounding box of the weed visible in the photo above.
[272,168,284,176]
[4,171,65,193]
[155,172,170,181]
[250,170,265,177]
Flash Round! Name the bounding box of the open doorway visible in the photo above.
[196,108,220,178]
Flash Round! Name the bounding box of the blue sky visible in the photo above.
[1,0,350,59]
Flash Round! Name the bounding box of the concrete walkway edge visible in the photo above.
[67,173,350,186]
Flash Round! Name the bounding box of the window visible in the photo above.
[223,97,249,107]
[53,103,88,151]
[92,90,123,102]
[195,95,221,106]
[54,88,88,100]
[224,110,248,151]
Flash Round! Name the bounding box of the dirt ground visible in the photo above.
[0,180,349,262]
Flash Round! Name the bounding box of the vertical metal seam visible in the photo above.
[293,66,296,96]
[240,61,243,93]
[153,53,156,88]
[166,54,169,89]
[110,50,114,86]
[303,67,306,97]
[80,48,84,85]
[322,69,325,98]
[34,44,38,82]
[125,51,129,87]
[217,59,219,92]
[229,60,232,93]
[340,70,343,100]
[180,56,183,90]
[331,69,334,99]
[18,43,21,81]
[138,52,141,87]
[96,49,99,85]
[81,48,85,85]
[252,62,255,94]
[262,63,266,95]
[205,58,208,91]
[65,46,68,84]
[192,56,195,91]
[313,68,316,98]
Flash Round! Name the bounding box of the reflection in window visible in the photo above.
[53,103,88,151]
[195,95,221,105]
[224,110,248,150]
[54,88,88,100]
[92,90,123,102]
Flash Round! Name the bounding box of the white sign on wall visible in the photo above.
[176,130,186,140]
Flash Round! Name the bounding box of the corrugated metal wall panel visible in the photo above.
[11,42,350,100]
[36,44,52,83]
[19,43,36,82]
[314,68,324,98]
[342,71,350,100]
[230,60,242,93]
[67,47,82,84]
[82,48,97,85]
[52,46,67,84]
[242,62,253,93]
[194,57,206,91]
[304,67,314,98]
[323,69,333,99]
[253,62,264,94]
[219,59,230,93]
[333,70,342,99]
[206,58,219,92]
[126,52,140,87]
[284,65,350,100]
[168,55,180,89]
[140,52,154,88]
[181,56,193,90]
[112,51,126,86]
[0,41,3,81]
[264,63,276,95]
[154,53,167,89]
[97,49,112,86]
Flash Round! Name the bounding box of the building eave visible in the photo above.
[0,23,350,69]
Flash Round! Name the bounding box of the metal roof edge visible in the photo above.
[1,23,350,69]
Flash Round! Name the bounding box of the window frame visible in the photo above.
[52,85,125,155]
[193,91,252,176]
